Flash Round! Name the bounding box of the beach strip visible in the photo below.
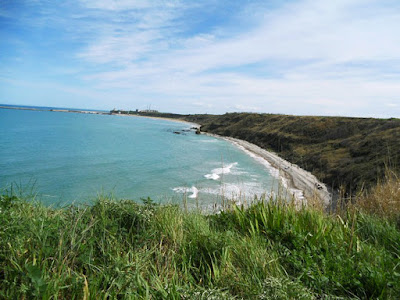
[205,133,331,207]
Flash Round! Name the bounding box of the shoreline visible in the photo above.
[204,133,331,207]
[111,112,331,207]
[3,105,329,206]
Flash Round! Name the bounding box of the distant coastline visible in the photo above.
[0,104,200,127]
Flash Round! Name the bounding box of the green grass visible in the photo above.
[1,190,399,299]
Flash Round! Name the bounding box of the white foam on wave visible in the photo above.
[205,173,220,180]
[203,182,271,202]
[189,186,199,198]
[204,162,238,181]
[172,186,199,198]
[198,139,218,143]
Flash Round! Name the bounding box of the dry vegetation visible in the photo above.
[355,170,400,222]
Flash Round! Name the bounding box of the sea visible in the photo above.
[0,107,284,208]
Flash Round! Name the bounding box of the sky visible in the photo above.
[1,0,400,117]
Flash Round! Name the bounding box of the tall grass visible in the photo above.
[1,183,400,299]
[354,170,400,222]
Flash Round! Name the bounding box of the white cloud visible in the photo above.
[79,0,155,11]
[5,0,400,117]
[78,0,400,78]
[234,104,260,112]
[159,0,400,74]
[386,103,398,107]
[193,102,214,108]
[78,30,163,65]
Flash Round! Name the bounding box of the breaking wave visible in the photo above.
[204,162,238,180]
[172,186,199,198]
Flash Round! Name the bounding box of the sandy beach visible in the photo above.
[205,133,331,208]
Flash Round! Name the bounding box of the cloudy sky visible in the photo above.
[1,0,400,117]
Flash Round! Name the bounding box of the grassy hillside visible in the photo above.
[135,111,400,195]
[1,183,400,299]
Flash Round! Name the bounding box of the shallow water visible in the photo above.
[0,108,283,207]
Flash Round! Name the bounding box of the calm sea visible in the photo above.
[0,108,282,207]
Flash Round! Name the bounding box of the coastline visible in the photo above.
[112,112,331,207]
[2,105,329,206]
[111,113,200,128]
[1,105,200,127]
[204,133,331,207]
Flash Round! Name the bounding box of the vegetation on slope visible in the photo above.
[1,183,399,299]
[197,113,400,194]
[133,111,400,195]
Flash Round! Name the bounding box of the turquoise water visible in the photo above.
[0,108,282,207]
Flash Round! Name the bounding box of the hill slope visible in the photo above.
[182,113,400,194]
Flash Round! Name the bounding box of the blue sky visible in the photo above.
[1,0,400,117]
